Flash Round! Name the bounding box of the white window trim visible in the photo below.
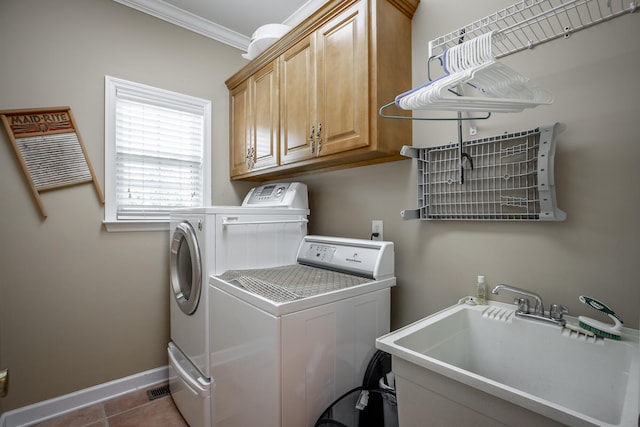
[103,76,211,232]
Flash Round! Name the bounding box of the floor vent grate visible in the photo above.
[146,384,170,401]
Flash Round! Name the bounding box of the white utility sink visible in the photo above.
[376,299,639,427]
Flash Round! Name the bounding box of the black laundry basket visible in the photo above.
[314,350,398,427]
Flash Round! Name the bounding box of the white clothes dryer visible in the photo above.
[168,183,309,427]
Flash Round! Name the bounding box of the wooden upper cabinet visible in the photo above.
[280,34,316,165]
[226,0,419,180]
[229,61,279,176]
[229,80,250,177]
[251,61,279,171]
[314,1,367,158]
[281,2,367,164]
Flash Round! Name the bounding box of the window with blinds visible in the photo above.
[104,76,211,231]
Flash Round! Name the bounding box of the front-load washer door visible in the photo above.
[170,221,202,315]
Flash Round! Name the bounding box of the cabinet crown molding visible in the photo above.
[226,0,418,89]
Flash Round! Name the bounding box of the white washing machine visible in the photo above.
[209,235,395,427]
[168,182,309,427]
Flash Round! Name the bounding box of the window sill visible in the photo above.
[103,220,170,232]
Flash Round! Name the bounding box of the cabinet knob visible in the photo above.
[245,146,255,170]
[316,123,322,152]
[309,126,315,153]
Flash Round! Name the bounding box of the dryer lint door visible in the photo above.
[170,221,202,315]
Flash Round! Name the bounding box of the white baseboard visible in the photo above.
[0,366,168,427]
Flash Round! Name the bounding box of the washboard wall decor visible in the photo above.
[401,123,566,221]
[0,107,104,218]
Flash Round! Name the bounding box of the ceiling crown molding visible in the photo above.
[113,0,251,51]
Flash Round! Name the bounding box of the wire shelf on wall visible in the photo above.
[428,0,638,59]
[400,123,566,221]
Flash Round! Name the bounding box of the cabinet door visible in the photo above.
[229,81,250,176]
[251,61,279,170]
[280,34,316,165]
[315,1,368,156]
[230,63,279,177]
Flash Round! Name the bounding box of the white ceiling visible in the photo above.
[114,0,326,52]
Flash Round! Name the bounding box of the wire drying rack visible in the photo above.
[401,123,566,221]
[218,264,370,303]
[428,0,638,59]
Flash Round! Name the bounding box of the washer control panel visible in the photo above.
[297,236,395,280]
[242,182,308,209]
[305,244,336,263]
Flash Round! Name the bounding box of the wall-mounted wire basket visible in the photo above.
[401,123,566,221]
[428,0,638,60]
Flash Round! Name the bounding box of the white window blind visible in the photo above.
[105,76,211,231]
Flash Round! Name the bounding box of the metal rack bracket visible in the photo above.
[401,123,567,221]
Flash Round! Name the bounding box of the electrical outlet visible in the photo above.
[371,220,383,241]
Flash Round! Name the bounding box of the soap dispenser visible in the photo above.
[476,275,487,305]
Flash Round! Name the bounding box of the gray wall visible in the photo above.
[0,0,638,413]
[304,0,640,333]
[0,0,250,410]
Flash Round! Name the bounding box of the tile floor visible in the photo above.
[30,383,187,427]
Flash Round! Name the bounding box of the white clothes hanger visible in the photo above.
[395,31,553,112]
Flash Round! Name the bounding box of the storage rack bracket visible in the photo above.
[401,123,566,221]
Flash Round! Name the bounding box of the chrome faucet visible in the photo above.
[491,284,545,315]
[491,284,567,326]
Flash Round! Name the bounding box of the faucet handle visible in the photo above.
[513,297,530,313]
[549,304,568,320]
